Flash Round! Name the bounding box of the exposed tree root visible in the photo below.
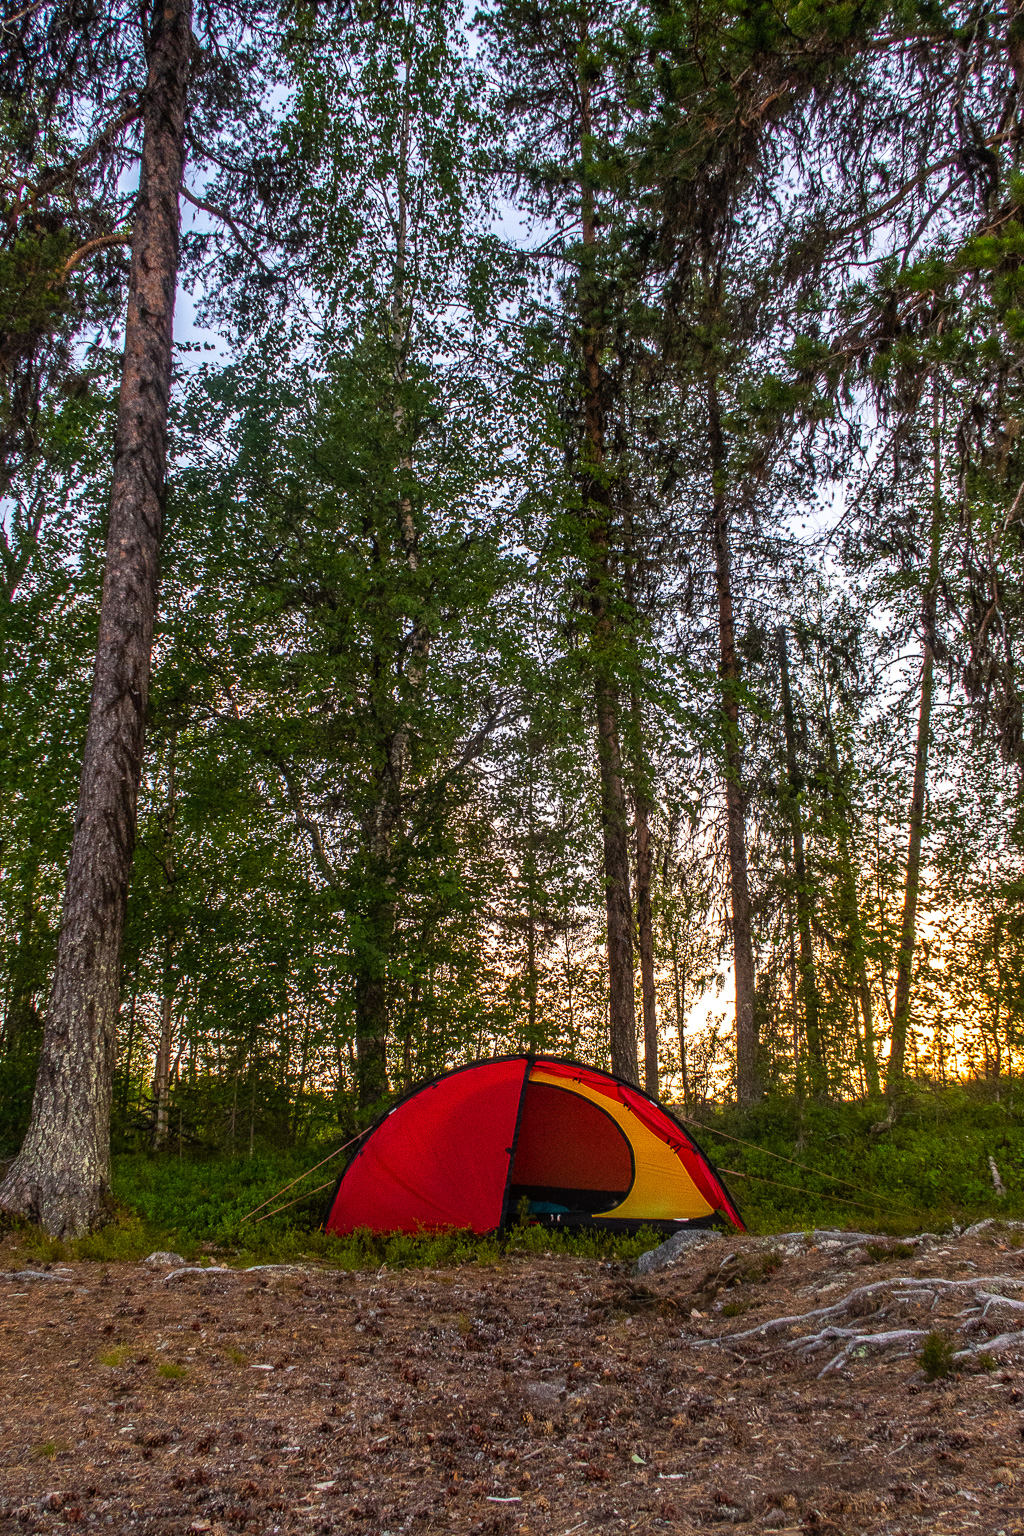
[0,1269,74,1282]
[690,1273,1024,1376]
[953,1328,1024,1362]
[161,1263,320,1285]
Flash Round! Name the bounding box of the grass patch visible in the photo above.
[31,1431,65,1456]
[97,1344,133,1367]
[224,1346,247,1365]
[156,1362,188,1380]
[5,1153,664,1272]
[864,1242,917,1262]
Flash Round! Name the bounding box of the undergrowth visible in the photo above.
[4,1150,663,1269]
[6,1081,1024,1266]
[690,1080,1024,1234]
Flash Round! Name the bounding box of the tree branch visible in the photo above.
[61,232,131,278]
[181,186,272,274]
[275,761,342,891]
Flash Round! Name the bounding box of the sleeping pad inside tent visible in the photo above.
[324,1056,744,1236]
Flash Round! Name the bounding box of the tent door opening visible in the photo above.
[507,1081,634,1216]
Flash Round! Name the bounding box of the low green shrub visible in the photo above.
[919,1331,956,1380]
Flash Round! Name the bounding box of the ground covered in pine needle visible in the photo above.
[2,1227,1024,1536]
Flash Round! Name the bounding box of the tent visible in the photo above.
[324,1055,744,1236]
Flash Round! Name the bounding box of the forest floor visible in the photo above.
[1,1226,1023,1536]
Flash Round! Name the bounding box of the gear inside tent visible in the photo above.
[324,1056,744,1236]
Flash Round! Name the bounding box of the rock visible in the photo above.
[144,1251,186,1267]
[525,1377,565,1404]
[635,1228,726,1273]
[964,1218,1024,1238]
[711,1501,751,1523]
[762,1508,788,1528]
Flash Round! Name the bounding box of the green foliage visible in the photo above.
[688,1084,1024,1233]
[864,1241,916,1262]
[5,1150,662,1268]
[11,0,1024,1246]
[918,1331,956,1381]
[98,1345,134,1367]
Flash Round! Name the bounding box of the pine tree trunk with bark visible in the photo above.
[671,937,689,1104]
[623,507,657,1095]
[353,56,425,1111]
[707,370,759,1105]
[578,54,637,1086]
[0,0,191,1236]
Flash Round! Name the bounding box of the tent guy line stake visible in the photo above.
[238,1127,374,1225]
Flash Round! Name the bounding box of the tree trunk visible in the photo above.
[821,702,880,1095]
[119,984,137,1120]
[707,370,758,1104]
[578,59,637,1085]
[0,0,191,1236]
[778,626,826,1092]
[355,905,393,1108]
[635,789,658,1095]
[151,734,177,1150]
[886,400,942,1095]
[886,647,936,1090]
[623,498,657,1095]
[152,987,174,1152]
[671,935,689,1104]
[595,669,639,1082]
[352,53,429,1110]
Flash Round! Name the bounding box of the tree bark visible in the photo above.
[707,370,759,1104]
[355,902,393,1108]
[886,649,936,1089]
[886,401,942,1095]
[623,498,657,1094]
[152,972,174,1152]
[351,50,436,1110]
[778,626,826,1092]
[578,54,637,1085]
[0,0,191,1236]
[151,733,177,1150]
[635,787,658,1095]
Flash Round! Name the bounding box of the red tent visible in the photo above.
[324,1056,744,1236]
